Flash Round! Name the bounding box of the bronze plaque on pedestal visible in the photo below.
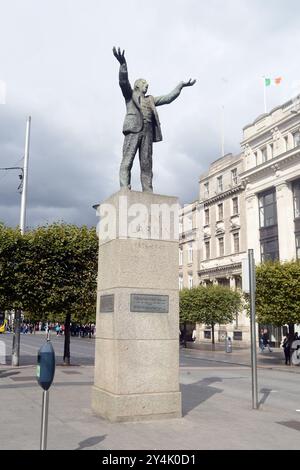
[130,294,169,313]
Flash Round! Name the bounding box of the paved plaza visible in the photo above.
[0,333,300,450]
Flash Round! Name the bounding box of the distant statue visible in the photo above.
[113,47,196,192]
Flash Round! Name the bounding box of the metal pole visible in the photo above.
[248,249,258,409]
[40,390,49,450]
[12,117,31,366]
[20,116,31,235]
[11,309,21,367]
[263,79,267,114]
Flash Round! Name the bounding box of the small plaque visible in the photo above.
[100,294,114,313]
[130,294,169,313]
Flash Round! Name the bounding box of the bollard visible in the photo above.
[225,336,232,353]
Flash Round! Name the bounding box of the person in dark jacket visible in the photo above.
[282,334,293,365]
[262,329,272,352]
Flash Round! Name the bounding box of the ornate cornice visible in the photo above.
[240,148,300,183]
[202,185,243,207]
[198,262,242,277]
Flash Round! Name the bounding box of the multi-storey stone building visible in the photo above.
[240,96,300,344]
[197,153,250,344]
[179,95,300,347]
[179,201,199,291]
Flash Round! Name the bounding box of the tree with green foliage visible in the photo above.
[20,224,98,364]
[256,260,300,334]
[0,224,24,310]
[180,285,242,345]
[0,223,98,365]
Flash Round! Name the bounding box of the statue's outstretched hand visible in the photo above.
[181,79,196,88]
[113,47,126,65]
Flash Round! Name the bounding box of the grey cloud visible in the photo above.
[0,0,299,227]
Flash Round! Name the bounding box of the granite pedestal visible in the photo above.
[91,188,181,422]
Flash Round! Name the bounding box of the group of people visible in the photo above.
[282,332,300,365]
[259,328,300,366]
[70,323,95,337]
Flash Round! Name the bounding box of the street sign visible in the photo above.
[242,258,249,293]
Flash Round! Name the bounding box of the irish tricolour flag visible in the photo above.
[265,77,283,86]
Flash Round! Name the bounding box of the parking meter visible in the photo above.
[37,340,55,390]
[37,339,55,450]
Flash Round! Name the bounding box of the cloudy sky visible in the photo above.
[0,0,300,228]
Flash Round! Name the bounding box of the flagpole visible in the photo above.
[263,78,267,114]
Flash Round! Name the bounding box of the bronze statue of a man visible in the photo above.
[113,47,196,193]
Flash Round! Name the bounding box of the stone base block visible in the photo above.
[91,386,182,422]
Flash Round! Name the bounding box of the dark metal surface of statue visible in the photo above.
[113,47,196,193]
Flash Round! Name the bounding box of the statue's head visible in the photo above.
[134,78,148,95]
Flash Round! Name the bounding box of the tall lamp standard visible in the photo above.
[11,116,31,367]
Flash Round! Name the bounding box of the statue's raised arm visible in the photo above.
[112,47,126,65]
[112,46,132,101]
[181,78,196,88]
[154,78,196,107]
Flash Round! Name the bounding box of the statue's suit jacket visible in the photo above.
[119,63,182,143]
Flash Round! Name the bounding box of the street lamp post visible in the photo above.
[11,116,31,366]
[20,116,31,235]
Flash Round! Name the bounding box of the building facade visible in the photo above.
[240,96,300,345]
[197,153,250,344]
[179,201,199,291]
[179,95,300,347]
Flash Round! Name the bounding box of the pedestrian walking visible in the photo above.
[262,329,272,352]
[259,329,264,352]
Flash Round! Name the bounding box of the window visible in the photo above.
[259,190,277,227]
[261,147,268,163]
[218,237,224,257]
[232,197,239,215]
[204,182,209,198]
[217,176,223,192]
[233,331,243,341]
[261,238,279,262]
[204,208,210,225]
[217,278,230,287]
[205,241,210,260]
[179,276,183,290]
[179,248,183,266]
[233,232,240,253]
[269,143,274,159]
[285,135,289,151]
[296,235,300,260]
[218,203,224,221]
[231,168,238,185]
[293,180,300,218]
[293,131,300,147]
[188,275,193,289]
[188,243,193,263]
[183,213,192,232]
[179,219,183,234]
[254,152,258,166]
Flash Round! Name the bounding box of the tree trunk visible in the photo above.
[183,321,187,348]
[211,323,215,350]
[288,323,295,336]
[12,309,21,367]
[63,313,71,365]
